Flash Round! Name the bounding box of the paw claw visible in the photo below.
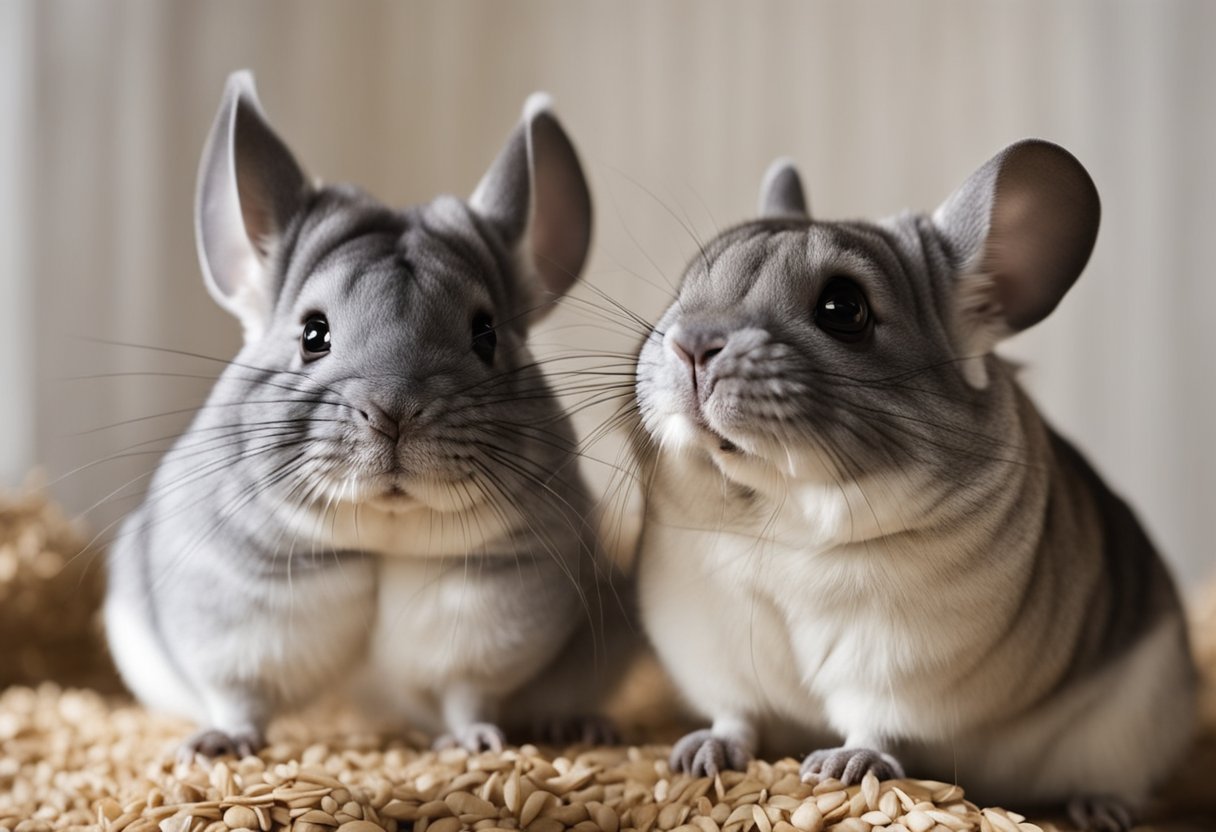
[434,722,506,753]
[178,727,263,763]
[1068,796,1135,832]
[669,728,752,776]
[799,746,903,786]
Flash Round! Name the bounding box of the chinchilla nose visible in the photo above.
[359,402,400,441]
[358,394,427,441]
[669,325,728,389]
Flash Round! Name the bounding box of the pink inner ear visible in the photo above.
[983,143,1100,331]
[527,112,592,300]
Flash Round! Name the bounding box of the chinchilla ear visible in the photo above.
[196,70,310,340]
[758,157,810,219]
[933,139,1100,387]
[470,93,592,323]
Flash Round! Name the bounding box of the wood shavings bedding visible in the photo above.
[1,486,1214,832]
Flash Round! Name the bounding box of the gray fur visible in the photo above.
[105,72,626,757]
[758,157,809,219]
[633,142,1195,822]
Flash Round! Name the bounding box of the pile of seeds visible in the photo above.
[1,485,1214,831]
[0,483,119,693]
[0,683,1062,832]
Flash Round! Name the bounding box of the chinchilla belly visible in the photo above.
[361,553,584,726]
[638,518,831,736]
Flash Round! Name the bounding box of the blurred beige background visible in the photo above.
[1,1,1213,586]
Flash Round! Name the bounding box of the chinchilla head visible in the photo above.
[193,71,592,512]
[636,141,1099,491]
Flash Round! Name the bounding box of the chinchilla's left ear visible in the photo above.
[196,70,311,341]
[933,139,1100,387]
[470,93,592,324]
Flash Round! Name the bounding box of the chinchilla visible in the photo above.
[631,141,1195,830]
[104,70,630,759]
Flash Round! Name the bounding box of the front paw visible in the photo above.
[1067,796,1135,832]
[800,746,904,785]
[669,728,752,777]
[433,721,507,753]
[177,727,264,763]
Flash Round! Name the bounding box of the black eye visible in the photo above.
[814,277,871,342]
[301,314,331,358]
[472,312,496,364]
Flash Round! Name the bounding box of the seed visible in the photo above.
[815,791,846,814]
[926,809,970,830]
[528,819,564,832]
[630,803,661,831]
[789,801,822,832]
[835,820,870,832]
[811,779,845,796]
[981,810,1021,832]
[417,801,452,819]
[445,791,496,819]
[519,789,553,827]
[593,802,620,832]
[426,818,462,832]
[879,790,899,819]
[861,773,880,812]
[504,767,523,814]
[546,803,591,825]
[660,803,691,829]
[221,806,258,829]
[295,809,339,826]
[750,804,772,832]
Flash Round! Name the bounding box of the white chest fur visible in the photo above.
[638,447,1030,741]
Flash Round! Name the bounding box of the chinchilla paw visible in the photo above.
[800,746,904,785]
[177,726,264,763]
[669,728,752,776]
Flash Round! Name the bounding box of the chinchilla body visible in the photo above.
[633,144,1195,822]
[105,72,623,757]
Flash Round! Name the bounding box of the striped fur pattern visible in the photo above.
[633,146,1196,825]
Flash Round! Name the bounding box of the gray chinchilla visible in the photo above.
[633,141,1195,830]
[104,71,629,759]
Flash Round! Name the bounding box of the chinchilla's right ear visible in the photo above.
[933,140,1099,387]
[196,70,310,340]
[758,157,810,219]
[470,94,592,325]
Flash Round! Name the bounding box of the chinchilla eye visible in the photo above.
[471,312,497,364]
[814,277,871,342]
[301,314,331,358]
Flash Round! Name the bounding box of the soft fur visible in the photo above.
[105,71,628,758]
[632,144,1196,829]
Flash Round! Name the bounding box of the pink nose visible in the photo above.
[670,329,727,389]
